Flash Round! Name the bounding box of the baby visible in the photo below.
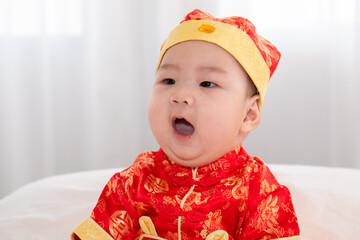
[72,9,301,240]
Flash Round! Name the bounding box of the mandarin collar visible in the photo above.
[154,146,248,187]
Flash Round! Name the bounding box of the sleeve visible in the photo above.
[236,162,301,240]
[71,171,140,240]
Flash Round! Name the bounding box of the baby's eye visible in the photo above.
[200,81,217,88]
[163,78,175,85]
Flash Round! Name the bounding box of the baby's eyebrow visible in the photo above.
[158,63,179,71]
[197,66,227,75]
[158,63,227,75]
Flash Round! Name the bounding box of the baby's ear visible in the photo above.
[240,95,261,133]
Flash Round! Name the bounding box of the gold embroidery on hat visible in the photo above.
[198,24,215,33]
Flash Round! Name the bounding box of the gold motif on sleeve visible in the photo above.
[260,179,277,196]
[135,154,156,168]
[105,175,121,197]
[144,174,169,193]
[109,210,135,240]
[97,198,107,213]
[281,203,298,224]
[254,195,279,231]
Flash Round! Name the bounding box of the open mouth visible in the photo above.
[173,118,194,137]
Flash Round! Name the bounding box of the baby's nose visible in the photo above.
[170,89,194,105]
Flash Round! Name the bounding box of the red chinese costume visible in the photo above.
[72,147,300,239]
[72,9,301,240]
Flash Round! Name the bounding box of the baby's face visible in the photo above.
[148,41,256,167]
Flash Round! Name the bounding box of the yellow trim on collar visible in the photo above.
[155,19,270,105]
[71,218,113,240]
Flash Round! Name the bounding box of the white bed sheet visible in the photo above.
[0,165,359,240]
[0,169,118,240]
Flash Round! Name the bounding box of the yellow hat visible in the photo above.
[155,9,281,105]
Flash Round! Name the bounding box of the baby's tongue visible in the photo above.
[174,119,194,136]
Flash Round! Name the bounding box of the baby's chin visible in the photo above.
[173,160,207,168]
[162,143,239,168]
[167,153,217,168]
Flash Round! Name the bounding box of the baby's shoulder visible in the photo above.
[113,151,157,179]
[234,155,280,185]
[240,155,268,174]
[132,151,158,174]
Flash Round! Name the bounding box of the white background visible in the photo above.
[0,0,359,198]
